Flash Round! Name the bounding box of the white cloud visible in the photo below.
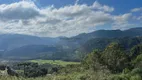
[0,1,115,37]
[0,1,41,21]
[112,13,134,30]
[137,16,142,20]
[131,7,142,12]
[92,1,114,12]
[75,0,79,5]
[0,1,140,37]
[113,13,132,22]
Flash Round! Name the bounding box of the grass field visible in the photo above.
[0,60,111,80]
[30,60,80,66]
[0,70,111,80]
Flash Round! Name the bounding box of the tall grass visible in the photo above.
[0,69,111,80]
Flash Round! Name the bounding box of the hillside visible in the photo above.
[66,27,142,44]
[0,34,60,51]
[3,45,58,59]
[1,27,142,60]
[77,37,142,53]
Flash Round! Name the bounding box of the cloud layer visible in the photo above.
[0,0,141,37]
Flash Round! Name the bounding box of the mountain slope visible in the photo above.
[77,37,142,53]
[66,27,142,44]
[3,45,58,59]
[1,27,142,60]
[0,34,60,51]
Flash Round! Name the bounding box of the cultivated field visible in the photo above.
[30,60,80,66]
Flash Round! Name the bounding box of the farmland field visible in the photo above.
[30,60,80,66]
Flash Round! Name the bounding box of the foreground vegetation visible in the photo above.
[1,42,142,80]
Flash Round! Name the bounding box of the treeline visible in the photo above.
[10,62,62,78]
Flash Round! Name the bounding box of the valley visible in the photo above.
[0,28,142,80]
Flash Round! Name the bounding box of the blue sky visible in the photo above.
[0,0,141,37]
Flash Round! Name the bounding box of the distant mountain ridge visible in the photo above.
[0,27,142,50]
[65,27,142,44]
[1,27,142,60]
[0,34,60,51]
[3,45,58,59]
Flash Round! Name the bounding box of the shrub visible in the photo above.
[24,66,48,77]
[130,75,142,80]
[82,49,101,70]
[131,68,142,75]
[109,75,129,80]
[123,68,131,74]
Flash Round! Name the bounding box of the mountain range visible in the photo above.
[1,27,142,60]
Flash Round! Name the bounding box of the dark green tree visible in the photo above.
[82,49,101,70]
[100,42,129,73]
[130,44,142,59]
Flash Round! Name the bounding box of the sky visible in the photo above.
[0,0,141,37]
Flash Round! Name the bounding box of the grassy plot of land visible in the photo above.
[30,60,80,66]
[0,70,110,80]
